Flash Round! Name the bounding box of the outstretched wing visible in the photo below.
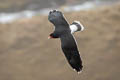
[48,10,70,30]
[60,33,83,72]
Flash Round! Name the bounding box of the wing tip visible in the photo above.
[73,67,83,74]
[77,70,82,74]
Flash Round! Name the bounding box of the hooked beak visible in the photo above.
[48,36,53,39]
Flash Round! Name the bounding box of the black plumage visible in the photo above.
[48,10,83,72]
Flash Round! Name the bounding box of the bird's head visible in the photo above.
[48,33,59,39]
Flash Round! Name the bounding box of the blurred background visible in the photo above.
[0,0,120,80]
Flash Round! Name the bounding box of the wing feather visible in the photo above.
[60,34,83,72]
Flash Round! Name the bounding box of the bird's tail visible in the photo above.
[70,21,84,34]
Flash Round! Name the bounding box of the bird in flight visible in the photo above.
[48,10,84,73]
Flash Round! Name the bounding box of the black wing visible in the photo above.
[60,33,83,72]
[48,10,69,30]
